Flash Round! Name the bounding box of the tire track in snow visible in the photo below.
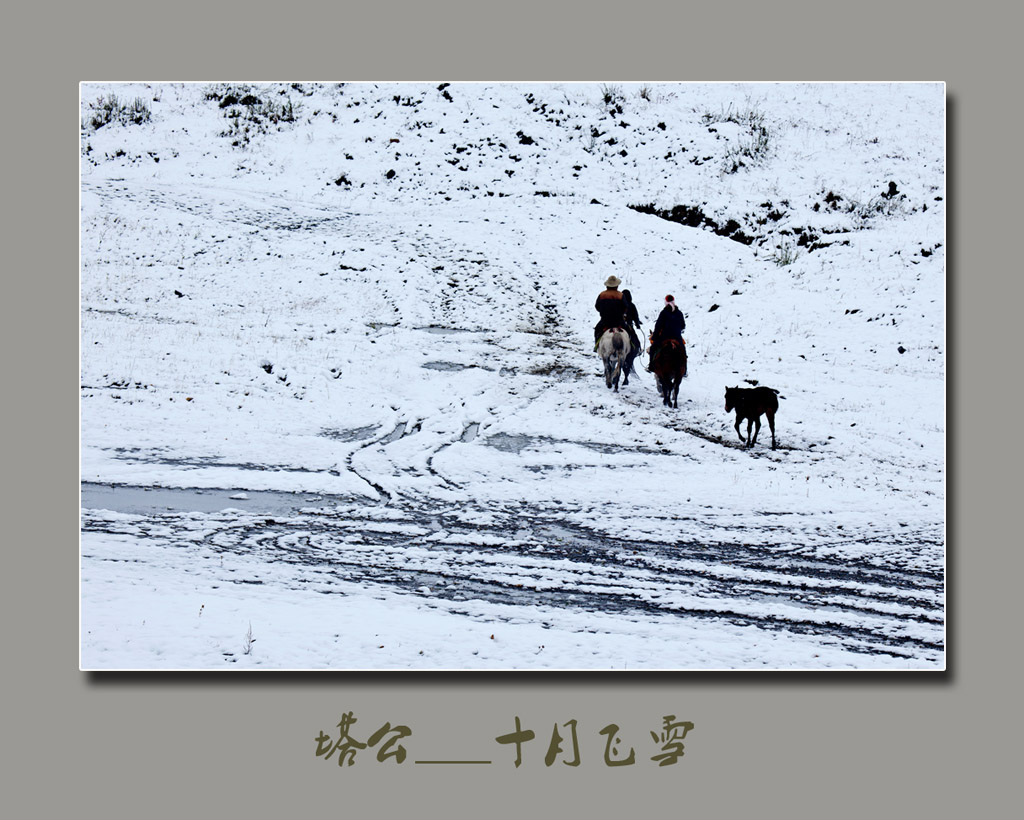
[82,499,944,660]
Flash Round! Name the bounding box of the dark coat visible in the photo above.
[595,289,627,327]
[652,305,685,344]
[623,299,642,331]
[594,289,629,345]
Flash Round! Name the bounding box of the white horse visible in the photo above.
[597,328,632,392]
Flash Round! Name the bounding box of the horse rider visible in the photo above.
[621,288,643,355]
[594,275,627,350]
[648,294,685,370]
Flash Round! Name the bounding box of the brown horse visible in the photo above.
[724,386,779,449]
[652,340,687,407]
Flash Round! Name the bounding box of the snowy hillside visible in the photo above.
[80,82,945,670]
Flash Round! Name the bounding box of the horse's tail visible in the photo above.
[612,331,625,352]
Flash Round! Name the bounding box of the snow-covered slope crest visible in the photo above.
[80,82,944,670]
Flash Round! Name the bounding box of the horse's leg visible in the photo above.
[751,416,761,447]
[745,418,754,447]
[767,410,776,450]
[735,415,745,442]
[673,376,680,408]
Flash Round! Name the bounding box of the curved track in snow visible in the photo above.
[82,485,944,663]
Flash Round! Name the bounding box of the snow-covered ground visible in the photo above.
[80,82,944,670]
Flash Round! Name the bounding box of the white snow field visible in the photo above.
[80,82,944,670]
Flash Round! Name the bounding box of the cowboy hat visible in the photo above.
[605,275,621,288]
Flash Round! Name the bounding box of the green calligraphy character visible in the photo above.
[367,722,412,764]
[315,711,367,767]
[495,716,536,768]
[650,715,694,767]
[545,719,581,767]
[599,723,636,767]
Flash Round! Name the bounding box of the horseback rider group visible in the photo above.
[594,276,684,374]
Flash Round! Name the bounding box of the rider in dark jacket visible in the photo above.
[621,289,643,348]
[648,295,685,370]
[594,275,627,349]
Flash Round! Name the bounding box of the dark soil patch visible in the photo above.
[629,203,756,246]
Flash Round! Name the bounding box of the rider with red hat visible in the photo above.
[648,294,685,371]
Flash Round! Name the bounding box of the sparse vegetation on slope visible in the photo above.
[82,93,151,131]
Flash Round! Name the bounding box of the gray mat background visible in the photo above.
[8,1,1017,816]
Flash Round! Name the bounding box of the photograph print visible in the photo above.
[80,82,945,670]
